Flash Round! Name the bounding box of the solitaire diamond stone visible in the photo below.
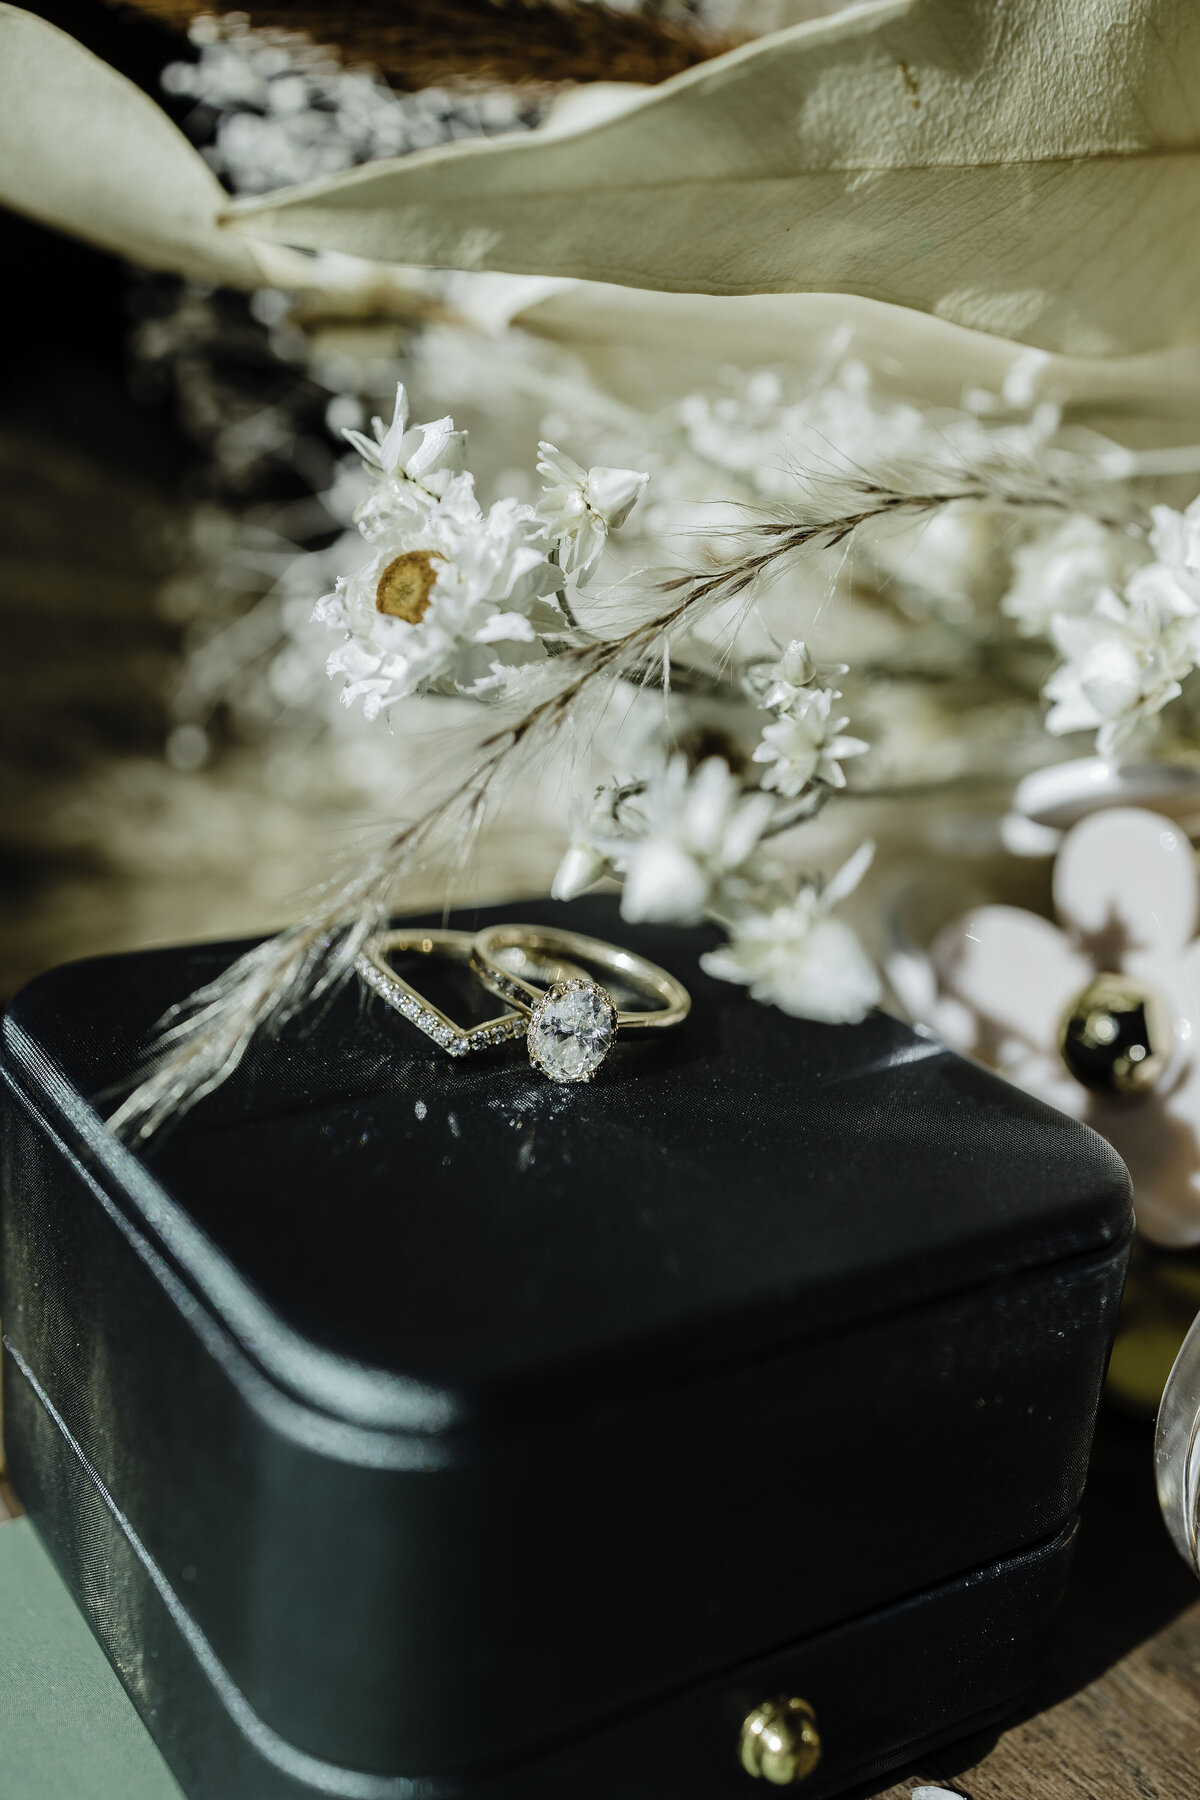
[529,981,616,1083]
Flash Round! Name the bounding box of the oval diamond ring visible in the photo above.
[470,924,690,1084]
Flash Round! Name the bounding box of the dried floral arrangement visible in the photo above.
[5,0,1200,1161]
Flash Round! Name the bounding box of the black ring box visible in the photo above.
[0,898,1132,1798]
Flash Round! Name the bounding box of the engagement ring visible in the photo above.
[471,923,690,1083]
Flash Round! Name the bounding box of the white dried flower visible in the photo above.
[1003,515,1147,637]
[753,687,868,796]
[551,779,631,902]
[1044,585,1200,756]
[1144,496,1200,611]
[536,442,648,584]
[344,383,467,504]
[745,639,848,712]
[678,359,1066,511]
[700,843,880,1024]
[619,755,776,927]
[552,839,611,903]
[753,638,816,709]
[318,474,560,715]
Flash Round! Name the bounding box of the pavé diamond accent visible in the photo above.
[467,1015,525,1050]
[528,979,616,1083]
[355,949,524,1060]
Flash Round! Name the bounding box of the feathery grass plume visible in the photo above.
[107,913,377,1141]
[110,0,742,90]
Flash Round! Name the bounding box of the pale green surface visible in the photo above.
[0,1520,184,1800]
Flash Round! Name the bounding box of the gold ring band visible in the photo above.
[471,924,691,1029]
[471,923,690,1084]
[356,929,527,1058]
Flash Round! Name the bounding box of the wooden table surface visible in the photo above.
[3,1410,1199,1799]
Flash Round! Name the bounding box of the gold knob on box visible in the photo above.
[739,1697,822,1785]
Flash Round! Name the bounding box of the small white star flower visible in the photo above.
[343,383,467,503]
[746,639,849,714]
[618,755,776,927]
[700,843,880,1024]
[536,442,648,584]
[752,687,868,797]
[317,473,560,715]
[758,638,816,710]
[1043,585,1200,756]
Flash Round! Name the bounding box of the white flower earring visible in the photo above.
[925,807,1200,1246]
